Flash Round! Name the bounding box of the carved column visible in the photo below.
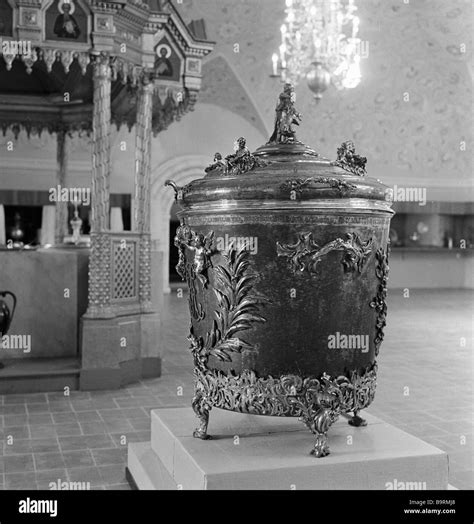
[91,53,112,232]
[85,53,113,319]
[54,129,68,244]
[134,71,154,312]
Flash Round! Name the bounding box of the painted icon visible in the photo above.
[54,0,81,39]
[155,44,173,77]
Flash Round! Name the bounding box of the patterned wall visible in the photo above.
[178,0,472,191]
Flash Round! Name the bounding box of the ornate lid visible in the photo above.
[166,83,393,213]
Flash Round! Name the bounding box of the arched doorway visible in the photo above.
[149,103,267,298]
[169,200,182,286]
[151,155,209,294]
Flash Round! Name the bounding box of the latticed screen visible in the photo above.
[112,239,137,300]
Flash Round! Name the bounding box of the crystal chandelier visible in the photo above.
[271,0,362,101]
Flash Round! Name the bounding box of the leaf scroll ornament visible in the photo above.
[188,242,267,370]
[369,247,390,356]
[277,232,373,275]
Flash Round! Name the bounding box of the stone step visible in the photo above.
[128,407,449,490]
[0,357,80,394]
[127,442,177,491]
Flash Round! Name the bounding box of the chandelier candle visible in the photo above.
[272,0,363,99]
[165,84,394,457]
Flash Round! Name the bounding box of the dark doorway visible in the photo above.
[4,205,42,246]
[169,202,181,283]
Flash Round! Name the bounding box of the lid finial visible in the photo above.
[268,83,302,145]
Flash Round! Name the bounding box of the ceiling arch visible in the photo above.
[199,53,270,139]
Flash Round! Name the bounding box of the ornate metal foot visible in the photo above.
[310,432,330,458]
[191,393,212,440]
[347,410,367,427]
[301,406,339,458]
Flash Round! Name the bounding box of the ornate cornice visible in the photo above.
[89,1,144,14]
[0,119,92,139]
[0,49,92,75]
[115,3,150,28]
[168,16,213,58]
[0,49,146,82]
[143,20,165,34]
[17,0,42,6]
[0,0,213,136]
[124,0,150,11]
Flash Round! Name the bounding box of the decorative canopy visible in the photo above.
[0,0,214,136]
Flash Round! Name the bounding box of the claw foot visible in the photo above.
[193,428,212,440]
[191,391,212,440]
[348,413,367,427]
[301,406,339,458]
[310,433,330,457]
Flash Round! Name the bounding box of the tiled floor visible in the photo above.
[0,289,472,490]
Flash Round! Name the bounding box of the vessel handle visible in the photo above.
[164,180,185,201]
[0,290,17,335]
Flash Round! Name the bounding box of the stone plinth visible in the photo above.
[80,311,161,390]
[127,407,449,490]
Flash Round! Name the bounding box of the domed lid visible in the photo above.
[165,83,393,213]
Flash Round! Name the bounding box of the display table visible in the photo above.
[0,247,89,359]
[389,247,473,289]
[127,407,449,490]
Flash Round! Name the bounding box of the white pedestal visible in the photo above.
[127,407,449,490]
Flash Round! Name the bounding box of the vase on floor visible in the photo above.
[0,290,17,369]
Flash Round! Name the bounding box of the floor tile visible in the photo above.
[84,435,116,449]
[36,469,69,490]
[55,423,82,437]
[4,454,35,473]
[29,438,61,454]
[91,448,127,466]
[3,426,30,439]
[67,466,102,486]
[5,472,38,489]
[98,464,127,485]
[80,422,108,435]
[28,414,54,425]
[34,453,66,471]
[52,412,78,424]
[29,425,57,439]
[62,450,95,468]
[75,411,102,422]
[0,414,26,427]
